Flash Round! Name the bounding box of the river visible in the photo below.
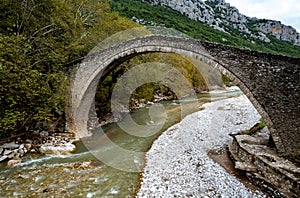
[0,89,243,197]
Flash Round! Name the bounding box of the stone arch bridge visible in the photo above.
[67,35,300,158]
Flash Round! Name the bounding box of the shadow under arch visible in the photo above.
[67,34,299,158]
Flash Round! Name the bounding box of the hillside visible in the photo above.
[111,0,300,57]
[143,0,300,46]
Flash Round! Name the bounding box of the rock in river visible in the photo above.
[2,142,19,149]
[39,143,76,155]
[7,159,21,166]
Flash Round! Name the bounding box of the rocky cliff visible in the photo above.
[142,0,300,46]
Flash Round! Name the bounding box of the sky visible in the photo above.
[225,0,300,33]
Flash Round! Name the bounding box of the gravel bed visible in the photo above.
[137,95,266,197]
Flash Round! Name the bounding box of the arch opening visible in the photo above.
[94,52,216,121]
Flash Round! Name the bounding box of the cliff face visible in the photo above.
[253,20,300,46]
[142,0,300,46]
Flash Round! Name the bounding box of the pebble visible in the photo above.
[25,139,32,144]
[13,153,20,160]
[40,131,49,137]
[0,147,3,154]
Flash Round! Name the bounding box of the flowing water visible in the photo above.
[0,90,242,197]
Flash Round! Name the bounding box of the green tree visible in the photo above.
[0,0,137,137]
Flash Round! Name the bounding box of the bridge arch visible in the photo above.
[67,35,300,158]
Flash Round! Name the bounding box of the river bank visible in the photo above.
[0,88,266,197]
[0,131,76,166]
[137,95,266,197]
[0,86,226,166]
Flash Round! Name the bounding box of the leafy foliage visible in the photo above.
[0,0,137,137]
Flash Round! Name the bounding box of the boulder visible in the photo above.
[7,159,22,166]
[24,143,32,150]
[3,150,12,156]
[39,143,76,155]
[7,152,15,159]
[3,142,19,149]
[19,144,24,149]
[0,155,8,162]
[18,149,25,156]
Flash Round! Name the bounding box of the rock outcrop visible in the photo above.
[141,0,300,46]
[253,20,300,46]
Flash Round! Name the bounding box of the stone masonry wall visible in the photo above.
[200,41,300,157]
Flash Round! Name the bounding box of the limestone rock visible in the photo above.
[0,155,8,162]
[253,20,300,45]
[24,143,32,150]
[39,143,76,155]
[141,0,300,46]
[18,149,25,156]
[7,159,22,166]
[2,142,19,149]
[19,144,24,149]
[3,149,12,156]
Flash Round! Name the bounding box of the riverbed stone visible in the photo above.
[25,139,32,143]
[3,142,19,149]
[3,150,12,156]
[39,142,76,155]
[7,152,15,159]
[8,149,18,159]
[18,149,25,156]
[24,143,32,150]
[0,155,8,162]
[19,144,24,149]
[0,147,3,154]
[7,159,21,166]
[40,131,49,137]
[13,153,20,160]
